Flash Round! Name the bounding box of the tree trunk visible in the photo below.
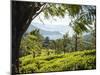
[48,49,50,55]
[64,49,66,54]
[94,19,96,49]
[32,51,35,58]
[12,1,43,74]
[75,34,78,51]
[63,45,66,54]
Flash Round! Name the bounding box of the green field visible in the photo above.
[19,50,96,74]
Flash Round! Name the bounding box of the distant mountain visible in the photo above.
[26,24,63,40]
[40,29,63,40]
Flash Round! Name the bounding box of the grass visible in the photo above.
[19,50,96,74]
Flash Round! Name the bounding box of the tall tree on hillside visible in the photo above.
[43,37,50,55]
[75,33,78,51]
[78,34,84,50]
[52,40,57,54]
[70,6,96,50]
[62,33,70,54]
[90,29,96,49]
[55,39,64,54]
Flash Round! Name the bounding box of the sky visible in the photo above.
[31,12,74,36]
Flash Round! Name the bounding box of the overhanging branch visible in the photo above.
[32,3,47,20]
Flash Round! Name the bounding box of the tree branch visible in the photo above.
[32,3,47,20]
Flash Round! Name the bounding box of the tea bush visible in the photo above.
[19,50,96,73]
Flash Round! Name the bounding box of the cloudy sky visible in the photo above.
[31,12,74,36]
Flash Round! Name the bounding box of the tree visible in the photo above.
[62,33,69,54]
[43,37,50,55]
[50,40,57,54]
[77,34,84,50]
[75,33,78,51]
[69,6,96,51]
[55,39,63,54]
[20,30,43,58]
[43,37,49,48]
[12,1,47,73]
[90,29,96,49]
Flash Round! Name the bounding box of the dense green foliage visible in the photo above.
[19,50,96,73]
[20,29,43,57]
[19,27,96,73]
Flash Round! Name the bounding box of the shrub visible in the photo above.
[19,50,96,73]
